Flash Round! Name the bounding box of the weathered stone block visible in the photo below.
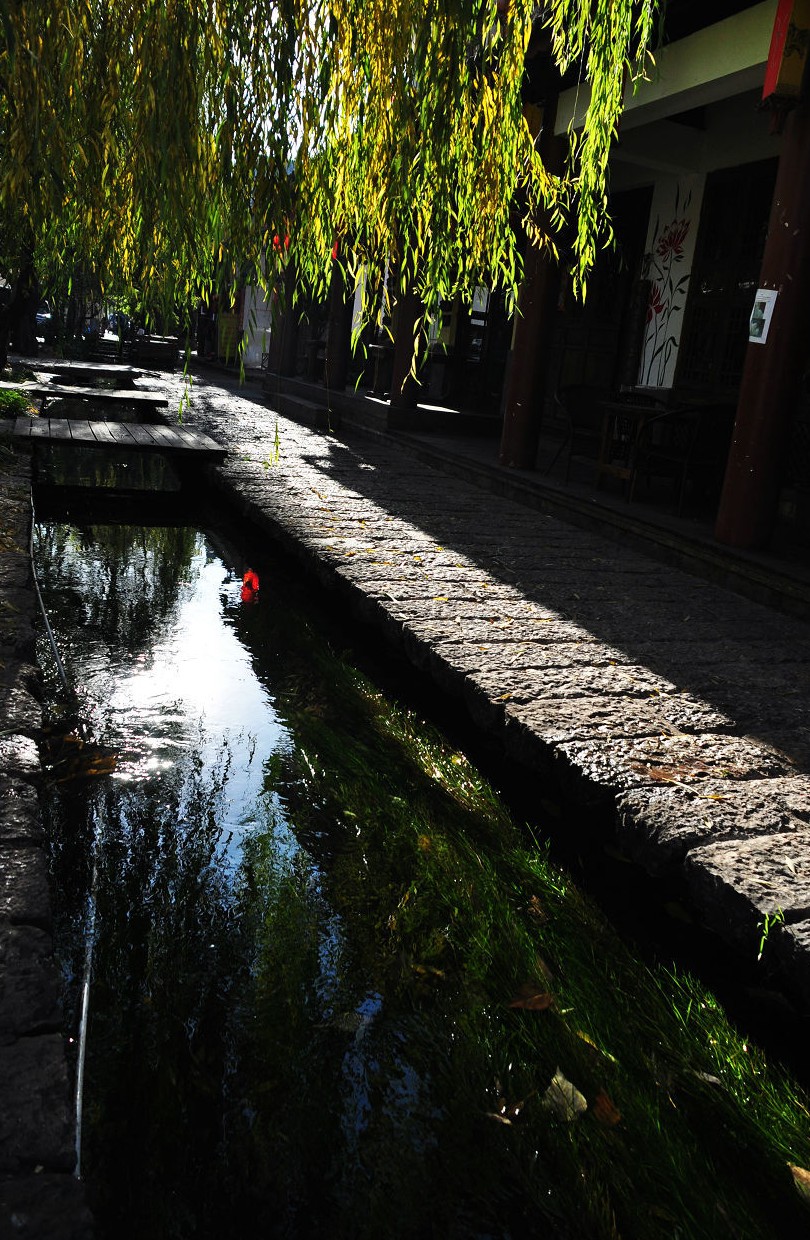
[771,920,810,1011]
[0,736,40,783]
[0,1035,74,1173]
[0,846,52,927]
[685,832,810,952]
[557,733,794,801]
[0,924,62,1043]
[617,775,810,871]
[0,673,42,739]
[0,783,43,846]
[0,1172,94,1239]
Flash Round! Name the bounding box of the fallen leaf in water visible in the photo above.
[575,1030,618,1063]
[789,1164,810,1207]
[412,963,445,980]
[592,1089,621,1127]
[508,983,554,1011]
[542,1069,587,1122]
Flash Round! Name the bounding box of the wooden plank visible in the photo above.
[124,423,158,447]
[104,422,137,445]
[40,362,143,388]
[42,383,167,406]
[144,423,184,450]
[47,418,72,441]
[68,421,98,443]
[89,422,118,444]
[10,414,225,458]
[182,429,227,453]
[159,422,201,448]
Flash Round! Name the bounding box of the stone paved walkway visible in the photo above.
[170,371,810,1006]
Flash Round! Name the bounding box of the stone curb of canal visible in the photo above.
[0,442,94,1238]
[173,375,810,1018]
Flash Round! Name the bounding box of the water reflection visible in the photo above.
[36,519,810,1240]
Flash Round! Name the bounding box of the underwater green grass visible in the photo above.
[230,638,810,1240]
[37,523,810,1240]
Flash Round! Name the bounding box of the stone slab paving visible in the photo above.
[165,372,810,1008]
[0,443,94,1237]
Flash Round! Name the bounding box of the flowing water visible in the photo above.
[33,506,810,1240]
[37,512,541,1239]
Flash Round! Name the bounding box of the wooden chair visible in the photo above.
[546,385,610,481]
[629,403,735,514]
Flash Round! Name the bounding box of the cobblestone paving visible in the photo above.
[169,371,810,1006]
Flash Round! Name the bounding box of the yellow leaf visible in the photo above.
[789,1164,810,1208]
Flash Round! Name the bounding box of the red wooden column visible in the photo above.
[498,123,566,469]
[714,95,810,548]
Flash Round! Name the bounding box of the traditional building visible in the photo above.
[250,0,810,553]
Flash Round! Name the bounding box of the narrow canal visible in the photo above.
[32,498,810,1240]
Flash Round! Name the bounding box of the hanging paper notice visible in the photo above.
[749,289,778,344]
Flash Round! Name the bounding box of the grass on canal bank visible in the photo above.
[234,631,810,1240]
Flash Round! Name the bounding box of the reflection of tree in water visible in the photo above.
[48,741,254,1238]
[34,521,199,655]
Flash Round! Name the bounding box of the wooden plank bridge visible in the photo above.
[12,415,226,459]
[5,381,168,412]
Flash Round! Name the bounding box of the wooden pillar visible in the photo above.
[714,96,810,548]
[324,255,354,394]
[498,125,566,469]
[389,285,424,411]
[276,262,299,377]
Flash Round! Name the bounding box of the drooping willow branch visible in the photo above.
[0,0,658,332]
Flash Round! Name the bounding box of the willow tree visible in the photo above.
[0,0,658,357]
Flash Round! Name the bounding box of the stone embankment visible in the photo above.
[170,372,810,1008]
[0,441,94,1238]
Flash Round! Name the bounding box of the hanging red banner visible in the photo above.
[763,0,810,101]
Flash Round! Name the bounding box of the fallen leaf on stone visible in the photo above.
[591,1089,621,1127]
[789,1164,810,1207]
[508,983,554,1011]
[542,1069,587,1122]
